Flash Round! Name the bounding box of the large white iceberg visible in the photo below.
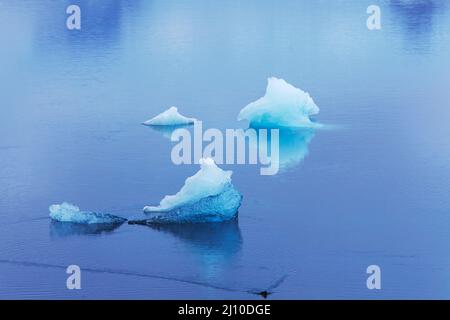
[143,106,197,126]
[142,158,242,223]
[238,77,319,128]
[49,202,127,224]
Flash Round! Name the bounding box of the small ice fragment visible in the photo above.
[49,202,126,224]
[142,106,197,126]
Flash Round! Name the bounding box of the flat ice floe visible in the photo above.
[49,202,127,224]
[143,106,197,126]
[141,158,242,223]
[238,77,320,128]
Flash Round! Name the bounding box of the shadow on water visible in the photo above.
[31,0,143,54]
[49,220,125,238]
[389,0,446,53]
[143,123,194,139]
[64,1,125,43]
[148,219,242,255]
[249,127,316,172]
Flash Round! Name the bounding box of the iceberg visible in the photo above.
[141,158,242,223]
[49,202,127,224]
[238,77,320,128]
[143,106,197,126]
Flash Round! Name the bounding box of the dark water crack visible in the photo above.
[0,258,286,298]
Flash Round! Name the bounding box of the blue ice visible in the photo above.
[141,158,242,224]
[143,106,197,126]
[49,202,127,224]
[238,77,320,128]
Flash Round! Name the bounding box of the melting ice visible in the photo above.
[141,158,242,223]
[49,202,127,224]
[143,106,197,126]
[238,77,320,128]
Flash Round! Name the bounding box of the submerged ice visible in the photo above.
[142,158,242,223]
[49,202,127,224]
[143,106,197,126]
[238,77,319,128]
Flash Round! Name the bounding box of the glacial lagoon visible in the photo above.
[1,0,450,299]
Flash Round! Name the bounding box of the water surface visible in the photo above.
[1,0,450,299]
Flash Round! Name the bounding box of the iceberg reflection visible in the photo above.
[49,220,124,238]
[250,127,315,171]
[144,123,193,139]
[136,220,242,277]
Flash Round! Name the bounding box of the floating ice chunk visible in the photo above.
[143,106,197,126]
[49,202,126,224]
[145,158,233,212]
[238,77,319,128]
[142,158,242,223]
[137,187,241,224]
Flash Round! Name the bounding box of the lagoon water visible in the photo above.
[1,0,450,299]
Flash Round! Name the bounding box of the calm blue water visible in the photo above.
[1,0,450,299]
